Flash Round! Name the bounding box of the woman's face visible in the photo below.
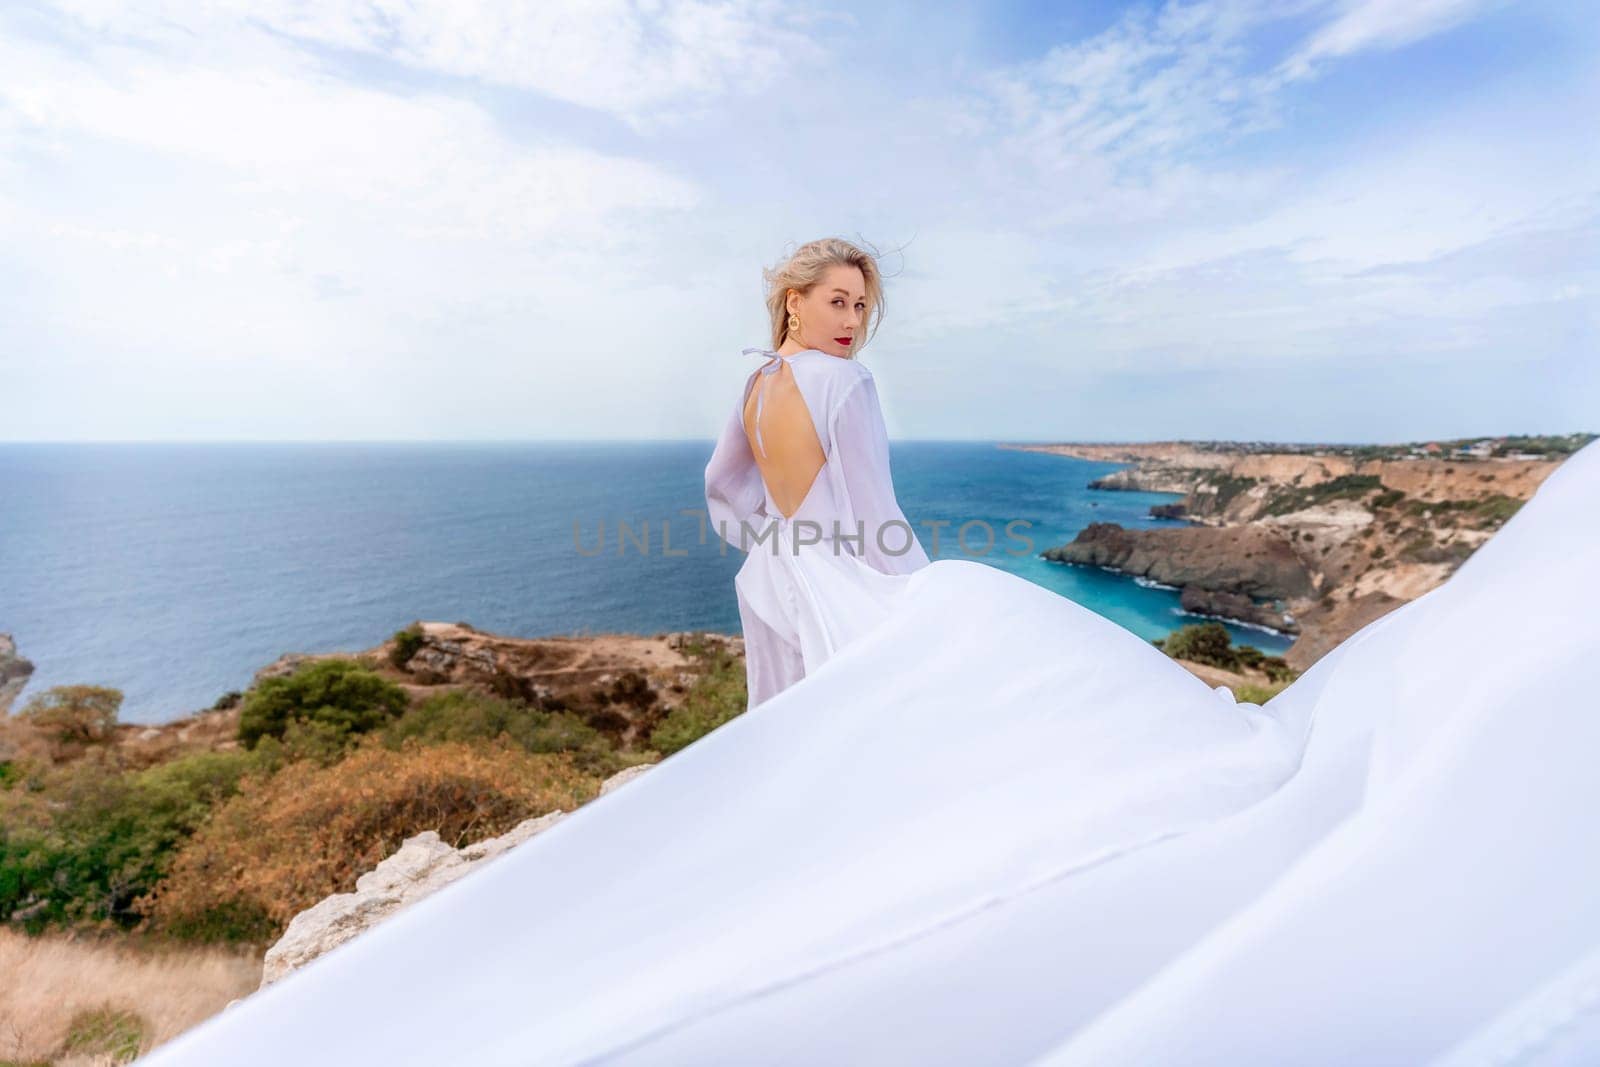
[789,264,867,357]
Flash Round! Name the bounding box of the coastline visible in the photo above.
[1005,435,1583,668]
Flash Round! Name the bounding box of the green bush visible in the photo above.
[1161,622,1237,669]
[0,748,270,934]
[61,1005,147,1064]
[277,717,358,768]
[1198,473,1260,512]
[1163,624,1299,684]
[389,623,425,669]
[650,646,747,756]
[238,659,409,750]
[17,685,123,744]
[1472,494,1523,526]
[381,689,623,777]
[1371,488,1406,510]
[1259,655,1296,683]
[1264,474,1385,516]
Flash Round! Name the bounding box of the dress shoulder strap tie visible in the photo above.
[739,346,799,459]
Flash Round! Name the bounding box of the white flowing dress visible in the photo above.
[704,346,930,707]
[139,367,1600,1065]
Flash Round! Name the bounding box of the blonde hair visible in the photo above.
[760,237,889,357]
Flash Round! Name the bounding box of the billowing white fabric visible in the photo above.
[139,411,1600,1066]
[1037,436,1600,1066]
[705,347,930,706]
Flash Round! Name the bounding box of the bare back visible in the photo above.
[742,358,827,520]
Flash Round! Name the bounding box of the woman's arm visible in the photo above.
[829,371,931,575]
[704,386,765,552]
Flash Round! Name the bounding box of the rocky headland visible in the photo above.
[1010,434,1589,670]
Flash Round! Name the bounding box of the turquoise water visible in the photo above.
[0,442,1292,724]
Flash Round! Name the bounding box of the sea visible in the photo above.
[0,442,1293,725]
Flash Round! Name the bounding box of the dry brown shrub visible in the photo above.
[131,733,600,942]
[18,685,122,744]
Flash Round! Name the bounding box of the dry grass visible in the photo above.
[0,927,259,1064]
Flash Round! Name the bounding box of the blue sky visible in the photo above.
[1,0,1594,443]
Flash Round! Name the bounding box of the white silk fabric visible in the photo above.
[140,397,1600,1065]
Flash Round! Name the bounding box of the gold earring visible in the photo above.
[788,312,800,337]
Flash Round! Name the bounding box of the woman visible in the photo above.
[704,238,930,706]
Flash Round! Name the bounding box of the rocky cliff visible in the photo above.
[0,634,35,716]
[1015,439,1575,671]
[250,621,736,751]
[0,624,742,776]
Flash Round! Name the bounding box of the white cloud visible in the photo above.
[36,0,824,129]
[0,0,1592,442]
[954,1,1315,209]
[1280,0,1499,80]
[4,49,701,243]
[867,0,1596,381]
[0,9,729,440]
